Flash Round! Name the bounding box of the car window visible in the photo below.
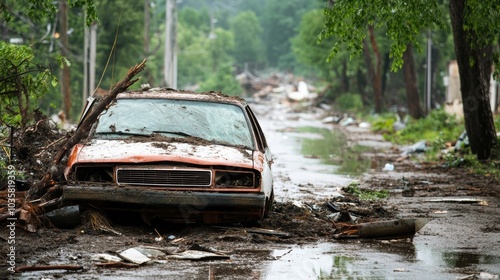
[94,98,254,149]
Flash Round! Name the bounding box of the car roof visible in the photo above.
[114,88,248,107]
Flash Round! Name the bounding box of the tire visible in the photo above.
[264,189,274,218]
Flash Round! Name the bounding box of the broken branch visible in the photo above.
[27,59,146,200]
[15,264,83,272]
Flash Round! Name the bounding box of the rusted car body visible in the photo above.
[62,88,273,224]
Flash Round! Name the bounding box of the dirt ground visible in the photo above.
[1,104,500,279]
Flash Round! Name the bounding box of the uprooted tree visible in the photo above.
[320,0,499,160]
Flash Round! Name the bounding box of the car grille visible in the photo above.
[116,168,212,187]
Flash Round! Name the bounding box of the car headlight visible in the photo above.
[214,170,256,188]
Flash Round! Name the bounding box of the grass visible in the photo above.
[368,109,500,180]
[343,181,389,200]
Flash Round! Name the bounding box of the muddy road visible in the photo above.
[2,97,500,279]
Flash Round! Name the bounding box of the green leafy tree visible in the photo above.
[229,11,264,71]
[208,27,235,72]
[262,0,321,70]
[0,42,58,128]
[1,0,97,125]
[92,0,143,89]
[176,20,211,88]
[320,0,499,160]
[198,64,242,95]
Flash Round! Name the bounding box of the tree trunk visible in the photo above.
[60,0,71,119]
[449,0,497,160]
[363,26,383,113]
[402,44,425,119]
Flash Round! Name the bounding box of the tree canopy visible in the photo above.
[319,0,499,159]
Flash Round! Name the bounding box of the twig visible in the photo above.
[95,262,138,268]
[15,264,83,272]
[34,136,68,157]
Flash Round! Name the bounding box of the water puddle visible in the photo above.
[296,126,372,176]
[441,251,500,268]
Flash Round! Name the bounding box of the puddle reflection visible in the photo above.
[297,127,372,176]
[441,251,500,268]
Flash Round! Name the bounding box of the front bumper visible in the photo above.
[63,185,266,207]
[61,185,266,223]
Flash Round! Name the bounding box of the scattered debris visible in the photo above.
[401,177,415,197]
[214,226,291,238]
[95,262,139,268]
[400,140,428,157]
[334,218,429,239]
[454,131,469,151]
[15,265,83,273]
[133,246,167,259]
[117,248,151,265]
[424,198,487,205]
[458,272,500,280]
[43,205,80,229]
[168,250,230,260]
[382,163,394,171]
[88,210,122,235]
[92,253,122,263]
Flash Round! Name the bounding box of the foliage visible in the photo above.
[262,0,321,69]
[319,0,445,71]
[292,9,335,80]
[92,0,143,89]
[208,28,235,72]
[0,42,58,128]
[229,11,264,70]
[435,143,500,180]
[463,1,500,77]
[368,113,396,134]
[343,181,389,200]
[335,93,363,112]
[197,64,242,96]
[1,0,96,26]
[371,110,464,145]
[177,19,211,88]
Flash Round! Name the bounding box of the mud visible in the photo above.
[1,99,500,279]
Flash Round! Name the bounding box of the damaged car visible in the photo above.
[62,88,273,224]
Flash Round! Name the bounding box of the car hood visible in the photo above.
[67,139,254,169]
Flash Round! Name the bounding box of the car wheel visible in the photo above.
[264,189,274,218]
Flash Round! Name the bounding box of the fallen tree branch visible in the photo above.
[27,59,147,200]
[0,197,61,223]
[15,264,83,272]
[52,59,147,165]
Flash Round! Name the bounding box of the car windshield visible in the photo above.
[93,98,254,149]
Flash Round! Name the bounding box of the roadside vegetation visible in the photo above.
[367,111,500,180]
[343,181,389,200]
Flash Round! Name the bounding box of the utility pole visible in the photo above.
[164,0,177,88]
[83,19,96,105]
[83,16,88,107]
[89,23,97,95]
[426,30,432,114]
[59,0,71,119]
